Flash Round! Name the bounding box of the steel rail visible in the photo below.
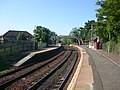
[0,51,66,89]
[57,51,78,90]
[27,51,72,90]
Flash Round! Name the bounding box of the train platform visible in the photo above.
[74,48,93,90]
[13,45,120,90]
[80,45,120,90]
[14,46,59,67]
[67,45,94,90]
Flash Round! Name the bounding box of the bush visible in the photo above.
[104,41,120,55]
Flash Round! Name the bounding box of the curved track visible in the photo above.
[0,46,79,90]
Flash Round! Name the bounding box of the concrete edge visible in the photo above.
[14,47,59,67]
[67,45,84,90]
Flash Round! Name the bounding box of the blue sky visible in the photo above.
[0,0,98,35]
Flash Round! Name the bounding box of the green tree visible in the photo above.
[56,38,62,44]
[33,26,54,47]
[17,32,27,40]
[61,38,67,45]
[66,38,74,45]
[96,0,120,43]
[83,20,96,40]
[60,37,73,45]
[96,0,120,53]
[69,20,95,45]
[49,31,57,44]
[69,27,82,45]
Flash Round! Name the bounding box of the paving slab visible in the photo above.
[74,50,93,90]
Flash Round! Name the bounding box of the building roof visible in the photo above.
[3,30,32,37]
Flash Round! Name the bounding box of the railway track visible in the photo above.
[0,50,67,89]
[34,50,78,90]
[0,46,79,90]
[0,50,64,80]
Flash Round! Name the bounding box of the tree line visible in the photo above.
[70,0,120,54]
[33,26,75,46]
[31,0,120,54]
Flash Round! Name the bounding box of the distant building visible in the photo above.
[0,30,32,43]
